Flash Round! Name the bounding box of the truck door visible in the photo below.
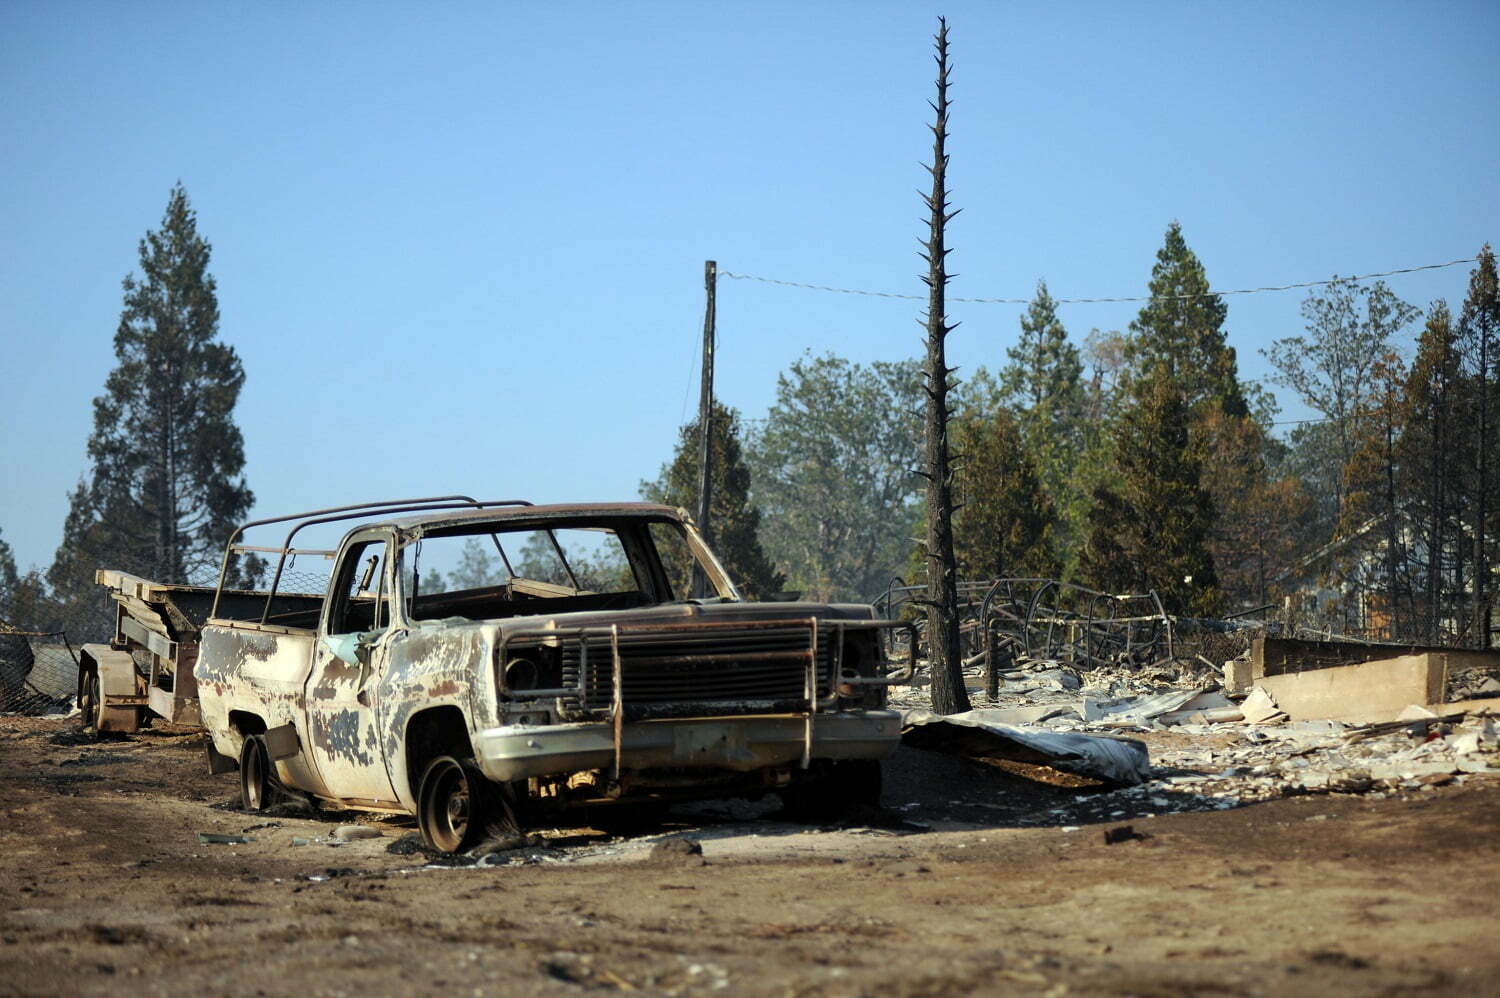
[305,532,399,804]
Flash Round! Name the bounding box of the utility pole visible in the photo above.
[693,260,717,595]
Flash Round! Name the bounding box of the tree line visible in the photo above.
[647,226,1500,646]
[3,182,1495,652]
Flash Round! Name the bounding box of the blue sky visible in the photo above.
[2,1,1497,573]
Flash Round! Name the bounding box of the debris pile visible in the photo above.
[891,636,1500,819]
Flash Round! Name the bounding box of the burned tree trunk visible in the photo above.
[919,19,969,716]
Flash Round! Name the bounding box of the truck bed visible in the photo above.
[97,570,326,637]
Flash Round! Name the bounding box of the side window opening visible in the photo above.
[332,539,390,634]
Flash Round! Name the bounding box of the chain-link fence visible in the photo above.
[0,625,79,715]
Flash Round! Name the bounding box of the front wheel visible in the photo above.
[417,756,514,854]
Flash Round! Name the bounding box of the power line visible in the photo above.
[718,257,1479,305]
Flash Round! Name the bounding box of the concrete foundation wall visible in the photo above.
[1255,653,1448,724]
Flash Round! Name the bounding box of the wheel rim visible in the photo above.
[241,738,266,810]
[80,671,100,729]
[421,760,471,853]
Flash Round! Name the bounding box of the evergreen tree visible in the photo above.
[643,401,785,599]
[1078,362,1220,615]
[951,408,1060,580]
[1458,245,1500,644]
[1125,221,1246,418]
[48,184,255,635]
[1126,222,1291,608]
[1339,354,1412,638]
[997,280,1086,558]
[0,527,57,635]
[1001,280,1084,418]
[0,529,17,606]
[1398,302,1465,641]
[1198,407,1310,605]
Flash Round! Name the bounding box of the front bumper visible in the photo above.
[474,710,902,783]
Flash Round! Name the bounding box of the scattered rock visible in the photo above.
[385,833,426,856]
[650,837,706,865]
[332,824,381,842]
[1102,824,1146,845]
[49,730,107,746]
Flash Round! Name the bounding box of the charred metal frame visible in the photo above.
[874,576,1175,681]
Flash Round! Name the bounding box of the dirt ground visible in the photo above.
[2,714,1498,996]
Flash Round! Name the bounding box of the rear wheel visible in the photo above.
[418,756,510,854]
[239,734,282,811]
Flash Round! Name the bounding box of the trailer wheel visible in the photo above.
[417,755,507,854]
[78,668,102,735]
[239,734,283,812]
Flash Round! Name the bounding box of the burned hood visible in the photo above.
[485,599,879,637]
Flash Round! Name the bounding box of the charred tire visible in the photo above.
[780,760,882,821]
[417,756,510,854]
[239,734,284,812]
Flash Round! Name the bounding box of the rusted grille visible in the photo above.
[558,624,834,718]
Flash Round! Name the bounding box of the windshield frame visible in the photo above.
[390,512,740,624]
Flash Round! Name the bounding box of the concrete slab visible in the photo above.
[1255,653,1446,724]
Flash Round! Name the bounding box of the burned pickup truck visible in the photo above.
[142,497,911,851]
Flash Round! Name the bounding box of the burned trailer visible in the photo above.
[189,497,913,852]
[78,568,333,734]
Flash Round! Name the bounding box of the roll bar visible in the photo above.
[210,496,534,622]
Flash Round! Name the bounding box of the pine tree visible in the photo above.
[1458,245,1500,645]
[1125,222,1246,418]
[1398,302,1465,641]
[0,528,58,636]
[1339,354,1412,638]
[0,530,17,607]
[642,401,784,599]
[1078,362,1220,615]
[951,408,1060,580]
[47,184,255,635]
[997,280,1085,558]
[1001,281,1083,417]
[1127,222,1290,609]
